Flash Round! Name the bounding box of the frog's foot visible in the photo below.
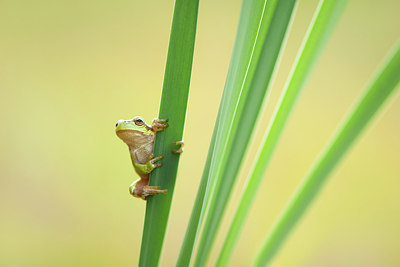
[151,118,169,132]
[172,140,184,154]
[148,154,164,168]
[142,185,168,198]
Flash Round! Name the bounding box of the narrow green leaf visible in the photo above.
[138,0,199,266]
[194,0,299,265]
[204,0,273,207]
[216,0,347,265]
[176,112,219,266]
[254,39,400,266]
[180,1,274,265]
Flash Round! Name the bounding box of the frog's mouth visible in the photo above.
[116,129,153,147]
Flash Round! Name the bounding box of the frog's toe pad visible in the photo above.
[153,162,163,168]
[172,140,184,154]
[152,118,169,132]
[150,155,164,168]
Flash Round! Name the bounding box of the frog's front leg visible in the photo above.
[172,140,184,154]
[151,118,168,132]
[130,154,167,199]
[133,154,164,174]
[148,153,164,169]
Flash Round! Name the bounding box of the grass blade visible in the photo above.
[184,1,273,265]
[215,0,347,265]
[254,39,400,266]
[194,0,299,265]
[176,111,219,266]
[204,0,273,205]
[138,0,199,266]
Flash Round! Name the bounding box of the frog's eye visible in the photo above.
[115,122,119,127]
[134,118,144,126]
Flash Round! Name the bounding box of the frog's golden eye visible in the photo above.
[134,118,144,126]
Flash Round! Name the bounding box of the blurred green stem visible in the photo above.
[176,112,219,266]
[254,40,400,266]
[216,0,347,265]
[193,0,300,265]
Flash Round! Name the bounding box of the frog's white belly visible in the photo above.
[132,142,154,164]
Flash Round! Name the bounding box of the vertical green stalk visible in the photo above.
[254,40,400,266]
[215,1,347,265]
[138,0,199,266]
[176,111,219,267]
[178,0,271,265]
[203,0,271,210]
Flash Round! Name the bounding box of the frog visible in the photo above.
[115,116,184,200]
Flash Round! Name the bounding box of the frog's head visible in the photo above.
[115,116,153,146]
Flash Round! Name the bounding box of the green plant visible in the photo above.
[138,0,199,266]
[254,38,400,266]
[217,0,347,265]
[136,0,400,266]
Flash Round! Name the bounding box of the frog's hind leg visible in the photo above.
[142,185,168,199]
[172,140,184,154]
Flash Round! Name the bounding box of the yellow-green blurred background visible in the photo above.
[1,0,399,266]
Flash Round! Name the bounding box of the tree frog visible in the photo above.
[115,116,183,200]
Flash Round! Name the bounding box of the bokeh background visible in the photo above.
[1,0,400,266]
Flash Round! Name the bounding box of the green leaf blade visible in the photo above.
[216,0,348,265]
[176,112,219,267]
[254,40,400,267]
[138,0,199,266]
[193,0,299,265]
